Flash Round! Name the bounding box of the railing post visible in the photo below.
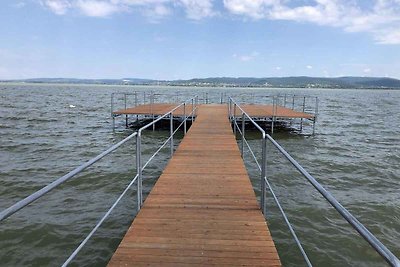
[292,95,295,110]
[271,97,275,135]
[300,96,306,132]
[136,132,142,211]
[111,93,115,130]
[191,98,194,122]
[261,136,267,215]
[183,102,187,135]
[241,113,245,158]
[170,112,174,156]
[313,97,318,135]
[228,98,231,120]
[233,104,237,136]
[135,92,138,106]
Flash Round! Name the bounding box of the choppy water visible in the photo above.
[0,84,399,266]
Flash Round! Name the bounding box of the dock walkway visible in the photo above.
[108,104,281,266]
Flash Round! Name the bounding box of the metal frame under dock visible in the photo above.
[111,92,318,134]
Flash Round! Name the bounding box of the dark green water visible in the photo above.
[0,84,399,266]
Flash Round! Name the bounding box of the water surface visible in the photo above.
[0,84,399,266]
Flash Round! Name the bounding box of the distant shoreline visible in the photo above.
[1,81,399,90]
[2,76,400,90]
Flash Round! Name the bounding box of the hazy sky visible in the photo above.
[1,0,400,79]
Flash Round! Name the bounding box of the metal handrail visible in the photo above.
[0,131,138,222]
[266,135,400,267]
[62,96,198,265]
[229,97,400,267]
[0,95,198,266]
[228,97,313,267]
[61,174,139,267]
[136,96,199,211]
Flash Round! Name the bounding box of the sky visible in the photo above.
[1,0,400,80]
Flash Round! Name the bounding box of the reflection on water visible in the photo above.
[0,84,399,266]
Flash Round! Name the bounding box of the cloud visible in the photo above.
[40,0,72,15]
[223,0,400,44]
[178,0,215,20]
[39,0,215,19]
[13,2,26,8]
[275,66,281,70]
[306,65,313,69]
[363,68,371,73]
[233,51,259,62]
[75,0,122,17]
[36,0,400,44]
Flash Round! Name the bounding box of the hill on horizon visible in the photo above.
[2,76,400,89]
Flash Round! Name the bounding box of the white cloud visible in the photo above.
[75,0,122,17]
[233,51,259,62]
[178,0,215,20]
[39,0,214,19]
[14,2,26,8]
[40,0,72,15]
[223,0,400,44]
[306,65,313,69]
[363,68,371,73]
[275,66,281,70]
[36,0,400,43]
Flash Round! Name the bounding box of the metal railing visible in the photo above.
[228,97,313,266]
[228,97,400,267]
[228,93,318,135]
[111,91,199,129]
[0,96,198,266]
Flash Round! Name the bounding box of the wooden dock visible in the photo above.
[112,103,314,120]
[108,104,281,266]
[113,103,191,117]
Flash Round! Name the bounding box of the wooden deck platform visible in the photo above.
[113,104,190,117]
[108,104,281,266]
[113,103,314,120]
[235,104,314,119]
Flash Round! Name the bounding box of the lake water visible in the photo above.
[0,84,399,266]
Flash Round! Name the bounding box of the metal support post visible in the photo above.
[183,103,187,135]
[228,99,231,120]
[111,94,115,130]
[206,92,209,104]
[261,137,267,215]
[292,95,295,110]
[312,97,318,135]
[136,133,142,211]
[191,99,194,122]
[233,104,237,136]
[135,92,138,106]
[271,97,275,135]
[300,96,305,132]
[241,113,245,158]
[170,113,174,156]
[125,93,128,128]
[151,94,155,131]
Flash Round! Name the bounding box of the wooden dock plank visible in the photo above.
[108,104,281,266]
